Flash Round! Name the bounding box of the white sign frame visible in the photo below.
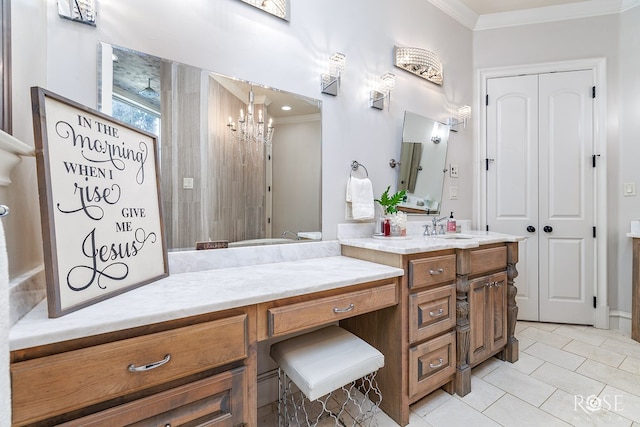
[31,87,168,317]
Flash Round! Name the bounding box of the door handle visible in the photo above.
[527,226,536,233]
[543,226,553,233]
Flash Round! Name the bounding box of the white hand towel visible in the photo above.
[346,176,375,220]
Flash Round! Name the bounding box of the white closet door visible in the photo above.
[487,70,595,325]
[487,74,539,321]
[538,70,594,324]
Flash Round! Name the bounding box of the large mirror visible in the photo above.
[396,111,449,214]
[97,43,322,251]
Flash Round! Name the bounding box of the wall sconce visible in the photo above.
[239,0,289,20]
[321,52,346,96]
[448,105,472,132]
[394,46,443,86]
[369,72,396,110]
[58,0,96,26]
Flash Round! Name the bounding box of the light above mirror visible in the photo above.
[239,0,289,20]
[98,43,322,251]
[394,46,443,86]
[370,72,396,110]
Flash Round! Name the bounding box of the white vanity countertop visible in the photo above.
[9,255,404,351]
[627,233,640,238]
[340,230,524,255]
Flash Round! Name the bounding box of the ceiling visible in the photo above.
[431,0,638,30]
[458,0,589,15]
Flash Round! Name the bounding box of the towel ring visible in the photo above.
[350,161,369,177]
[0,205,8,217]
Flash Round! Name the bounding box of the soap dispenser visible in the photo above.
[447,211,456,234]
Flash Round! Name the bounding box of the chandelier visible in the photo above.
[226,86,275,162]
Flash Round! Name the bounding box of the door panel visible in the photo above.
[538,71,594,324]
[487,75,539,321]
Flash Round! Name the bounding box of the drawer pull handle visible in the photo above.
[429,358,444,369]
[333,303,355,313]
[429,308,444,317]
[128,354,171,373]
[429,268,444,275]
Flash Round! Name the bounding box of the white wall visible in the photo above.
[618,5,640,314]
[473,11,639,315]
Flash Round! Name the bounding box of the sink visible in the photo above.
[426,233,474,240]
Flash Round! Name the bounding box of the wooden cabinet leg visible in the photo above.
[500,243,520,363]
[455,293,471,396]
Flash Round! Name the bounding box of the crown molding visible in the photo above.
[427,0,478,30]
[429,0,640,31]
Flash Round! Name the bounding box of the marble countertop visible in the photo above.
[627,233,640,238]
[9,255,404,351]
[339,230,524,255]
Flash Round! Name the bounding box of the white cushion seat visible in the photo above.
[270,325,384,401]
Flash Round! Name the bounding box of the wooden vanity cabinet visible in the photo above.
[10,307,256,427]
[455,243,519,396]
[341,241,520,426]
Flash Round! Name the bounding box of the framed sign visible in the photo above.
[31,87,168,317]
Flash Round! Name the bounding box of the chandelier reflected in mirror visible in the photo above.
[227,86,275,165]
[394,46,443,86]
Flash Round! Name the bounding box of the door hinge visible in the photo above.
[593,226,596,238]
[592,86,596,98]
[268,217,271,224]
[486,94,489,106]
[593,296,597,308]
[592,154,600,167]
[485,158,495,171]
[268,185,271,192]
[486,224,490,232]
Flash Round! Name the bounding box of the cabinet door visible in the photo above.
[469,277,491,366]
[489,272,508,352]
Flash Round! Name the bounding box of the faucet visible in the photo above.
[282,230,300,240]
[431,216,448,235]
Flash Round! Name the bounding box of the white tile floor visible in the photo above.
[258,321,640,426]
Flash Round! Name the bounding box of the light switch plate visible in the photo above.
[450,186,458,200]
[624,182,636,196]
[183,177,194,190]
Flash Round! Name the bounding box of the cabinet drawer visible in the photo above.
[409,284,456,343]
[57,367,247,427]
[268,282,397,338]
[12,315,248,426]
[409,331,456,400]
[470,246,507,276]
[409,254,456,290]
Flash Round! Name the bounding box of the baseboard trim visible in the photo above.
[609,310,632,334]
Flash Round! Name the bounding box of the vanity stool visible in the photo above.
[270,325,384,426]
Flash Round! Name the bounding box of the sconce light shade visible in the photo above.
[58,0,96,26]
[394,46,443,86]
[448,105,472,132]
[321,52,346,96]
[369,72,396,110]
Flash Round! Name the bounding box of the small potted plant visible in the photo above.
[375,186,407,236]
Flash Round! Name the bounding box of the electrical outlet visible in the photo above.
[450,163,459,178]
[183,177,194,189]
[450,186,458,200]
